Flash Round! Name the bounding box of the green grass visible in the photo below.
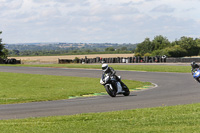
[0,72,151,104]
[0,64,191,73]
[0,103,200,133]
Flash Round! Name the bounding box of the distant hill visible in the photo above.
[5,43,137,51]
[5,43,137,56]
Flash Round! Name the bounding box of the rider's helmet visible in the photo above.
[102,64,108,72]
[191,61,196,67]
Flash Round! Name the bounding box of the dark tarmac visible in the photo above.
[0,66,200,120]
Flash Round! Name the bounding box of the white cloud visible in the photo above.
[151,4,175,13]
[0,0,200,43]
[0,0,23,10]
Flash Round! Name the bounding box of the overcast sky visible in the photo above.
[1,0,200,44]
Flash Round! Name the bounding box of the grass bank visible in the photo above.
[0,64,191,73]
[0,72,151,104]
[0,103,200,133]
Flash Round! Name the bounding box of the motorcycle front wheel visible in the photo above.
[122,84,130,96]
[105,85,116,97]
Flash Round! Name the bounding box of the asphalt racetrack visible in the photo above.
[0,66,200,120]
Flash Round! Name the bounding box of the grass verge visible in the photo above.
[0,72,151,104]
[0,103,200,133]
[0,64,191,73]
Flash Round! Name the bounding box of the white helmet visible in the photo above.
[102,64,108,72]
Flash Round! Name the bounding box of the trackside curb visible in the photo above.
[68,83,157,99]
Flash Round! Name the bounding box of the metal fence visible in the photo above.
[166,57,200,63]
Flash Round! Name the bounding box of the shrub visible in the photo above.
[163,45,187,57]
[134,53,142,57]
[144,53,151,57]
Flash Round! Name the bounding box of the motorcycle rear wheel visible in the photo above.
[105,85,116,97]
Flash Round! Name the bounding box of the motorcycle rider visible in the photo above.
[191,61,200,82]
[191,61,200,74]
[102,64,126,89]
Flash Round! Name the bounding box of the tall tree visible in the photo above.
[0,31,8,58]
[152,35,171,50]
[135,38,153,55]
[177,36,199,56]
[0,31,2,44]
[195,38,200,47]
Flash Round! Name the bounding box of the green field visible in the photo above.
[0,72,151,104]
[0,103,200,133]
[0,64,191,73]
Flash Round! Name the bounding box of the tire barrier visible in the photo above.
[58,56,200,64]
[0,58,21,64]
[58,59,73,64]
[58,56,169,64]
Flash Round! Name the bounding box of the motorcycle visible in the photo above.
[192,68,200,83]
[100,74,130,97]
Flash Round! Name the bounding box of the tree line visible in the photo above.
[135,35,200,57]
[2,30,200,58]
